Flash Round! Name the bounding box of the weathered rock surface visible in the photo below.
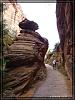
[4,29,48,68]
[19,18,39,31]
[3,65,45,97]
[3,2,25,36]
[3,20,48,97]
[56,1,73,81]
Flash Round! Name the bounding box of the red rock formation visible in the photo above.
[56,1,73,81]
[3,20,48,97]
[2,1,48,97]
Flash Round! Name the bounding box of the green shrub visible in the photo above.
[0,58,10,71]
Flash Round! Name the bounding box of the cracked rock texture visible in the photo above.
[3,20,48,97]
[56,1,74,81]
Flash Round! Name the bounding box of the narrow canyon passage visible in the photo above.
[2,2,73,98]
[33,64,72,97]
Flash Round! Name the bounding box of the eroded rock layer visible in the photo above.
[3,20,48,97]
[5,29,48,68]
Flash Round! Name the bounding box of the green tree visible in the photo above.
[0,3,15,70]
[53,42,60,52]
[3,33,13,48]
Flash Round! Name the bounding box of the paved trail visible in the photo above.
[33,64,72,97]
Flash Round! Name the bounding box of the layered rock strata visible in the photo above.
[3,20,48,97]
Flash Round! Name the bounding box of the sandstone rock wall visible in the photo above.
[56,1,73,81]
[3,2,25,36]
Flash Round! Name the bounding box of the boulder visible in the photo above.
[3,19,48,97]
[4,29,48,68]
[19,18,39,31]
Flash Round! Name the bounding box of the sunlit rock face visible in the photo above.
[3,19,48,97]
[56,1,73,81]
[3,3,25,36]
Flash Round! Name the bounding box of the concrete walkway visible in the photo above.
[33,64,72,97]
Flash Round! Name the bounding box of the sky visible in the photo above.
[19,3,60,51]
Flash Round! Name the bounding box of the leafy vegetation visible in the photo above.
[45,43,68,76]
[53,42,60,52]
[0,3,16,71]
